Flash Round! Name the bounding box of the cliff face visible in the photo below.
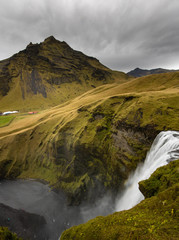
[0,72,178,205]
[0,36,128,111]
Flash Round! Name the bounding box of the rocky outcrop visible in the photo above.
[139,160,179,198]
[0,59,11,96]
[51,99,157,205]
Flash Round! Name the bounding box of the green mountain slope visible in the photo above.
[60,160,179,240]
[0,36,128,112]
[0,72,178,204]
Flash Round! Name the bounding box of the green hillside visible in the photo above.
[0,72,178,205]
[61,160,179,240]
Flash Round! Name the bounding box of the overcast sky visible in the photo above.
[0,0,179,72]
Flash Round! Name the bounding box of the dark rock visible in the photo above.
[0,203,47,240]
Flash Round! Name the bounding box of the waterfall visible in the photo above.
[115,131,179,212]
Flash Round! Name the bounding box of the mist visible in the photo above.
[0,180,115,240]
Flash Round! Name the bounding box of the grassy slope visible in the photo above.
[1,71,178,136]
[60,160,179,240]
[0,115,15,127]
[0,72,178,203]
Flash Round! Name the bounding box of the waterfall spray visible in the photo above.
[115,131,179,212]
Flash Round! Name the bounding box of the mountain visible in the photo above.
[0,36,128,112]
[127,67,178,77]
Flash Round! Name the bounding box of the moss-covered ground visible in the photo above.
[60,160,179,240]
[0,227,22,240]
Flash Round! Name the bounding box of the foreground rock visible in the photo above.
[0,203,47,240]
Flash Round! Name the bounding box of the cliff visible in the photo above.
[0,72,178,205]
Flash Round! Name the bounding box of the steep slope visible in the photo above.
[61,160,179,240]
[0,36,128,112]
[0,72,178,205]
[127,67,178,77]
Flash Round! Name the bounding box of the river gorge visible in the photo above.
[0,131,179,240]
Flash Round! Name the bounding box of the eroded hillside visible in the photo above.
[0,72,178,204]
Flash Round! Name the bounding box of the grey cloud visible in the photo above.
[0,0,179,72]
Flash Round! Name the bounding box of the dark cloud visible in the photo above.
[0,0,179,72]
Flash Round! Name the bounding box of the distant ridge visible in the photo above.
[127,67,178,77]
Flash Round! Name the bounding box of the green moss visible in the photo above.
[0,227,22,240]
[139,160,179,198]
[0,115,15,127]
[61,160,179,240]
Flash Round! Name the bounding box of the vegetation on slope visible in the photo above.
[0,72,178,204]
[0,227,22,240]
[0,115,15,128]
[60,160,179,240]
[139,159,179,198]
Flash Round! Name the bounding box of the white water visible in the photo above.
[115,131,179,211]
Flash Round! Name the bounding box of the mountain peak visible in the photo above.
[44,35,57,43]
[127,67,177,77]
[42,36,70,50]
